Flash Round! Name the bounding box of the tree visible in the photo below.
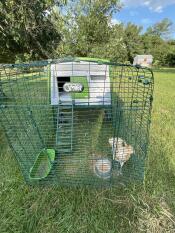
[142,19,175,66]
[103,23,128,62]
[146,18,173,40]
[123,23,144,63]
[58,0,121,57]
[164,40,175,66]
[0,0,65,63]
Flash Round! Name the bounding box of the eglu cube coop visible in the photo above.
[0,58,154,186]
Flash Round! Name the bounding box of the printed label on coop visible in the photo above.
[63,82,84,92]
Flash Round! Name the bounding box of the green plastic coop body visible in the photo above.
[0,57,154,187]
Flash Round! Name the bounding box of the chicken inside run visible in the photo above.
[0,58,154,186]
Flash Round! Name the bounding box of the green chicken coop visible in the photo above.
[0,57,154,186]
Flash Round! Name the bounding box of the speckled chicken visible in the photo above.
[109,137,134,169]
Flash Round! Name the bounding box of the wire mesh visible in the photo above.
[0,58,154,187]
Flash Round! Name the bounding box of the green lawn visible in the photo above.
[0,68,175,232]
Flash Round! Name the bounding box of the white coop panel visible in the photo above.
[50,61,111,106]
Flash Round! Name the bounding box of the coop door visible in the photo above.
[89,75,106,99]
[57,76,72,102]
[57,77,70,92]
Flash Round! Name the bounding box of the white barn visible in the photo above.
[133,55,153,67]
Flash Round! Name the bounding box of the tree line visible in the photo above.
[0,0,175,66]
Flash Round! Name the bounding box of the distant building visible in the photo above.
[133,55,153,67]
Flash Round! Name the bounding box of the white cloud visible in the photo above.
[143,1,150,6]
[154,6,163,12]
[122,0,175,13]
[111,18,121,25]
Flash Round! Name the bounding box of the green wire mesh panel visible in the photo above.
[0,58,154,187]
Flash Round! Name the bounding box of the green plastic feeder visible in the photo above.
[29,149,55,180]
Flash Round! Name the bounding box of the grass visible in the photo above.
[0,68,175,232]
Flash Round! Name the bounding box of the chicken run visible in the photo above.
[0,57,154,186]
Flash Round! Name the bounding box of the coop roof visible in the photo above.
[51,60,109,77]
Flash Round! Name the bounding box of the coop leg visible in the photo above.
[118,162,124,175]
[0,81,5,98]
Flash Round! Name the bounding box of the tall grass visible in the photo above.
[0,69,175,232]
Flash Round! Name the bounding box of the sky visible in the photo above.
[112,0,175,37]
